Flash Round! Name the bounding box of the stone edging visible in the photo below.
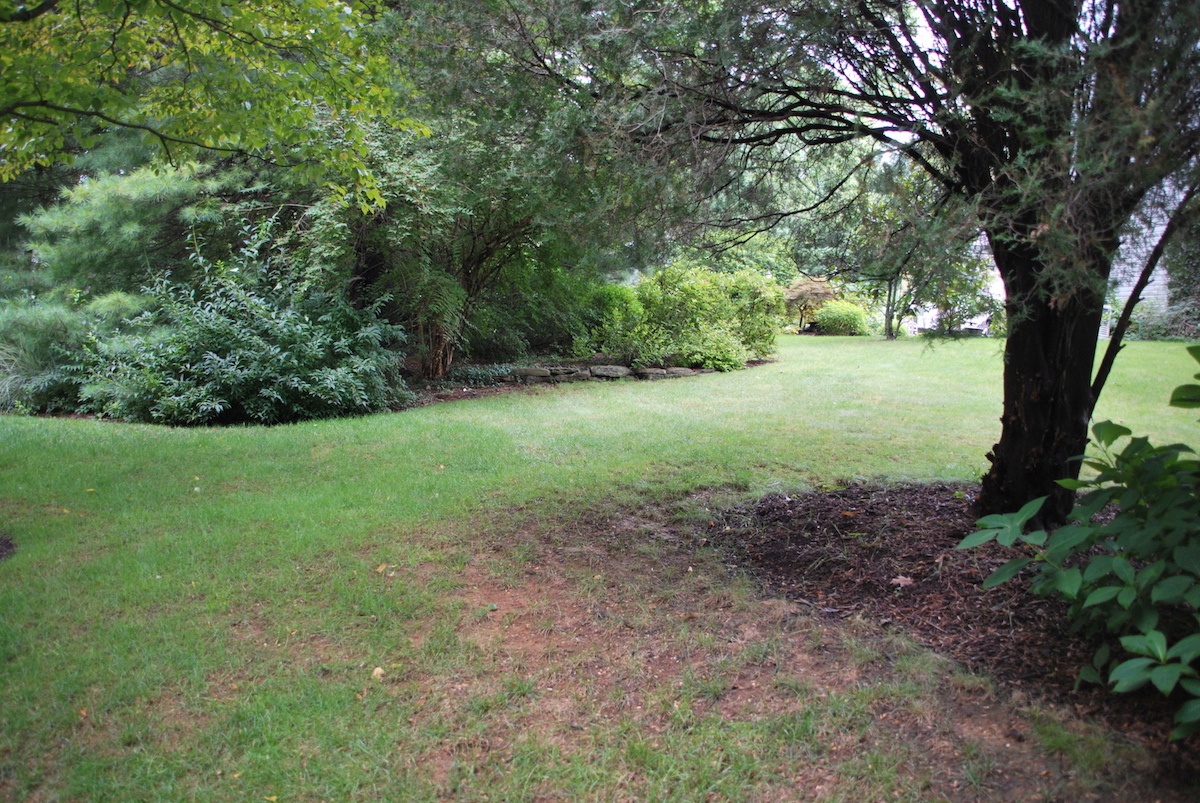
[508,365,714,384]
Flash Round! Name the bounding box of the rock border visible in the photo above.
[508,364,714,384]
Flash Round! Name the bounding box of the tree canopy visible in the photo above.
[0,0,401,202]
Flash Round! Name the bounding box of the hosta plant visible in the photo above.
[958,346,1200,740]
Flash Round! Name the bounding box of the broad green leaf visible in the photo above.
[1113,557,1136,584]
[1092,420,1132,446]
[1117,586,1138,609]
[1109,656,1155,692]
[1083,556,1114,583]
[983,558,1032,589]
[1082,586,1121,608]
[957,529,999,550]
[1174,698,1200,724]
[1150,663,1184,695]
[1133,607,1160,634]
[1152,576,1194,604]
[1014,496,1049,524]
[1167,634,1200,665]
[1056,478,1088,490]
[1169,384,1200,409]
[1175,544,1200,576]
[1181,678,1200,696]
[1053,568,1083,599]
[1121,631,1168,662]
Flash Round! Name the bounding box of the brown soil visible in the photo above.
[0,533,14,561]
[710,482,1200,771]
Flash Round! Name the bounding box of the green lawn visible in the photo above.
[1,336,1195,800]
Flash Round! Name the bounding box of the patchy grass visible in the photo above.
[1,337,1196,800]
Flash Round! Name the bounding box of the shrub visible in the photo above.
[1126,301,1199,342]
[585,266,782,370]
[0,301,88,412]
[958,345,1200,740]
[0,293,147,413]
[814,300,869,335]
[80,262,412,426]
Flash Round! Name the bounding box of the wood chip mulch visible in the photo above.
[713,482,1199,770]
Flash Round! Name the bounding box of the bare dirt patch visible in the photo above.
[388,493,1199,801]
[710,482,1200,776]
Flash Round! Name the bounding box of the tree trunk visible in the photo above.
[977,241,1107,524]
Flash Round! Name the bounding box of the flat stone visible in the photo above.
[552,370,590,382]
[590,364,632,378]
[635,367,668,379]
[665,367,696,377]
[511,367,551,378]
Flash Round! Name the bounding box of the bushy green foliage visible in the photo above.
[1126,302,1198,342]
[78,237,412,425]
[0,293,146,413]
[0,301,88,413]
[586,266,783,370]
[814,300,869,335]
[959,346,1200,740]
[19,164,253,295]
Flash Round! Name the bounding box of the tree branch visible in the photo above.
[0,0,59,23]
[1091,181,1198,409]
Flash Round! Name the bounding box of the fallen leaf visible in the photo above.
[372,666,385,681]
[375,563,387,574]
[890,576,914,587]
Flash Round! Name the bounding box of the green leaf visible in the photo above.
[1174,698,1200,724]
[1151,663,1185,695]
[1167,634,1200,665]
[1092,421,1132,446]
[1077,665,1102,686]
[1181,678,1200,696]
[1053,568,1083,599]
[1117,586,1137,609]
[1169,383,1200,409]
[957,529,999,550]
[1175,545,1200,577]
[1133,607,1160,634]
[1083,556,1114,583]
[1014,496,1049,524]
[1056,478,1088,490]
[1109,656,1155,692]
[1112,557,1136,584]
[983,558,1032,589]
[1082,586,1122,608]
[1152,575,1194,604]
[1121,631,1168,662]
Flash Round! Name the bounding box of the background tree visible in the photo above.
[500,0,1200,521]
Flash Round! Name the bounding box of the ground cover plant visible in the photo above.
[1,337,1198,800]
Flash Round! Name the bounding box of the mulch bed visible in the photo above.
[712,482,1199,769]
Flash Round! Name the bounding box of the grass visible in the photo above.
[1,336,1196,800]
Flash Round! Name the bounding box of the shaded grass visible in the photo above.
[0,336,1195,800]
